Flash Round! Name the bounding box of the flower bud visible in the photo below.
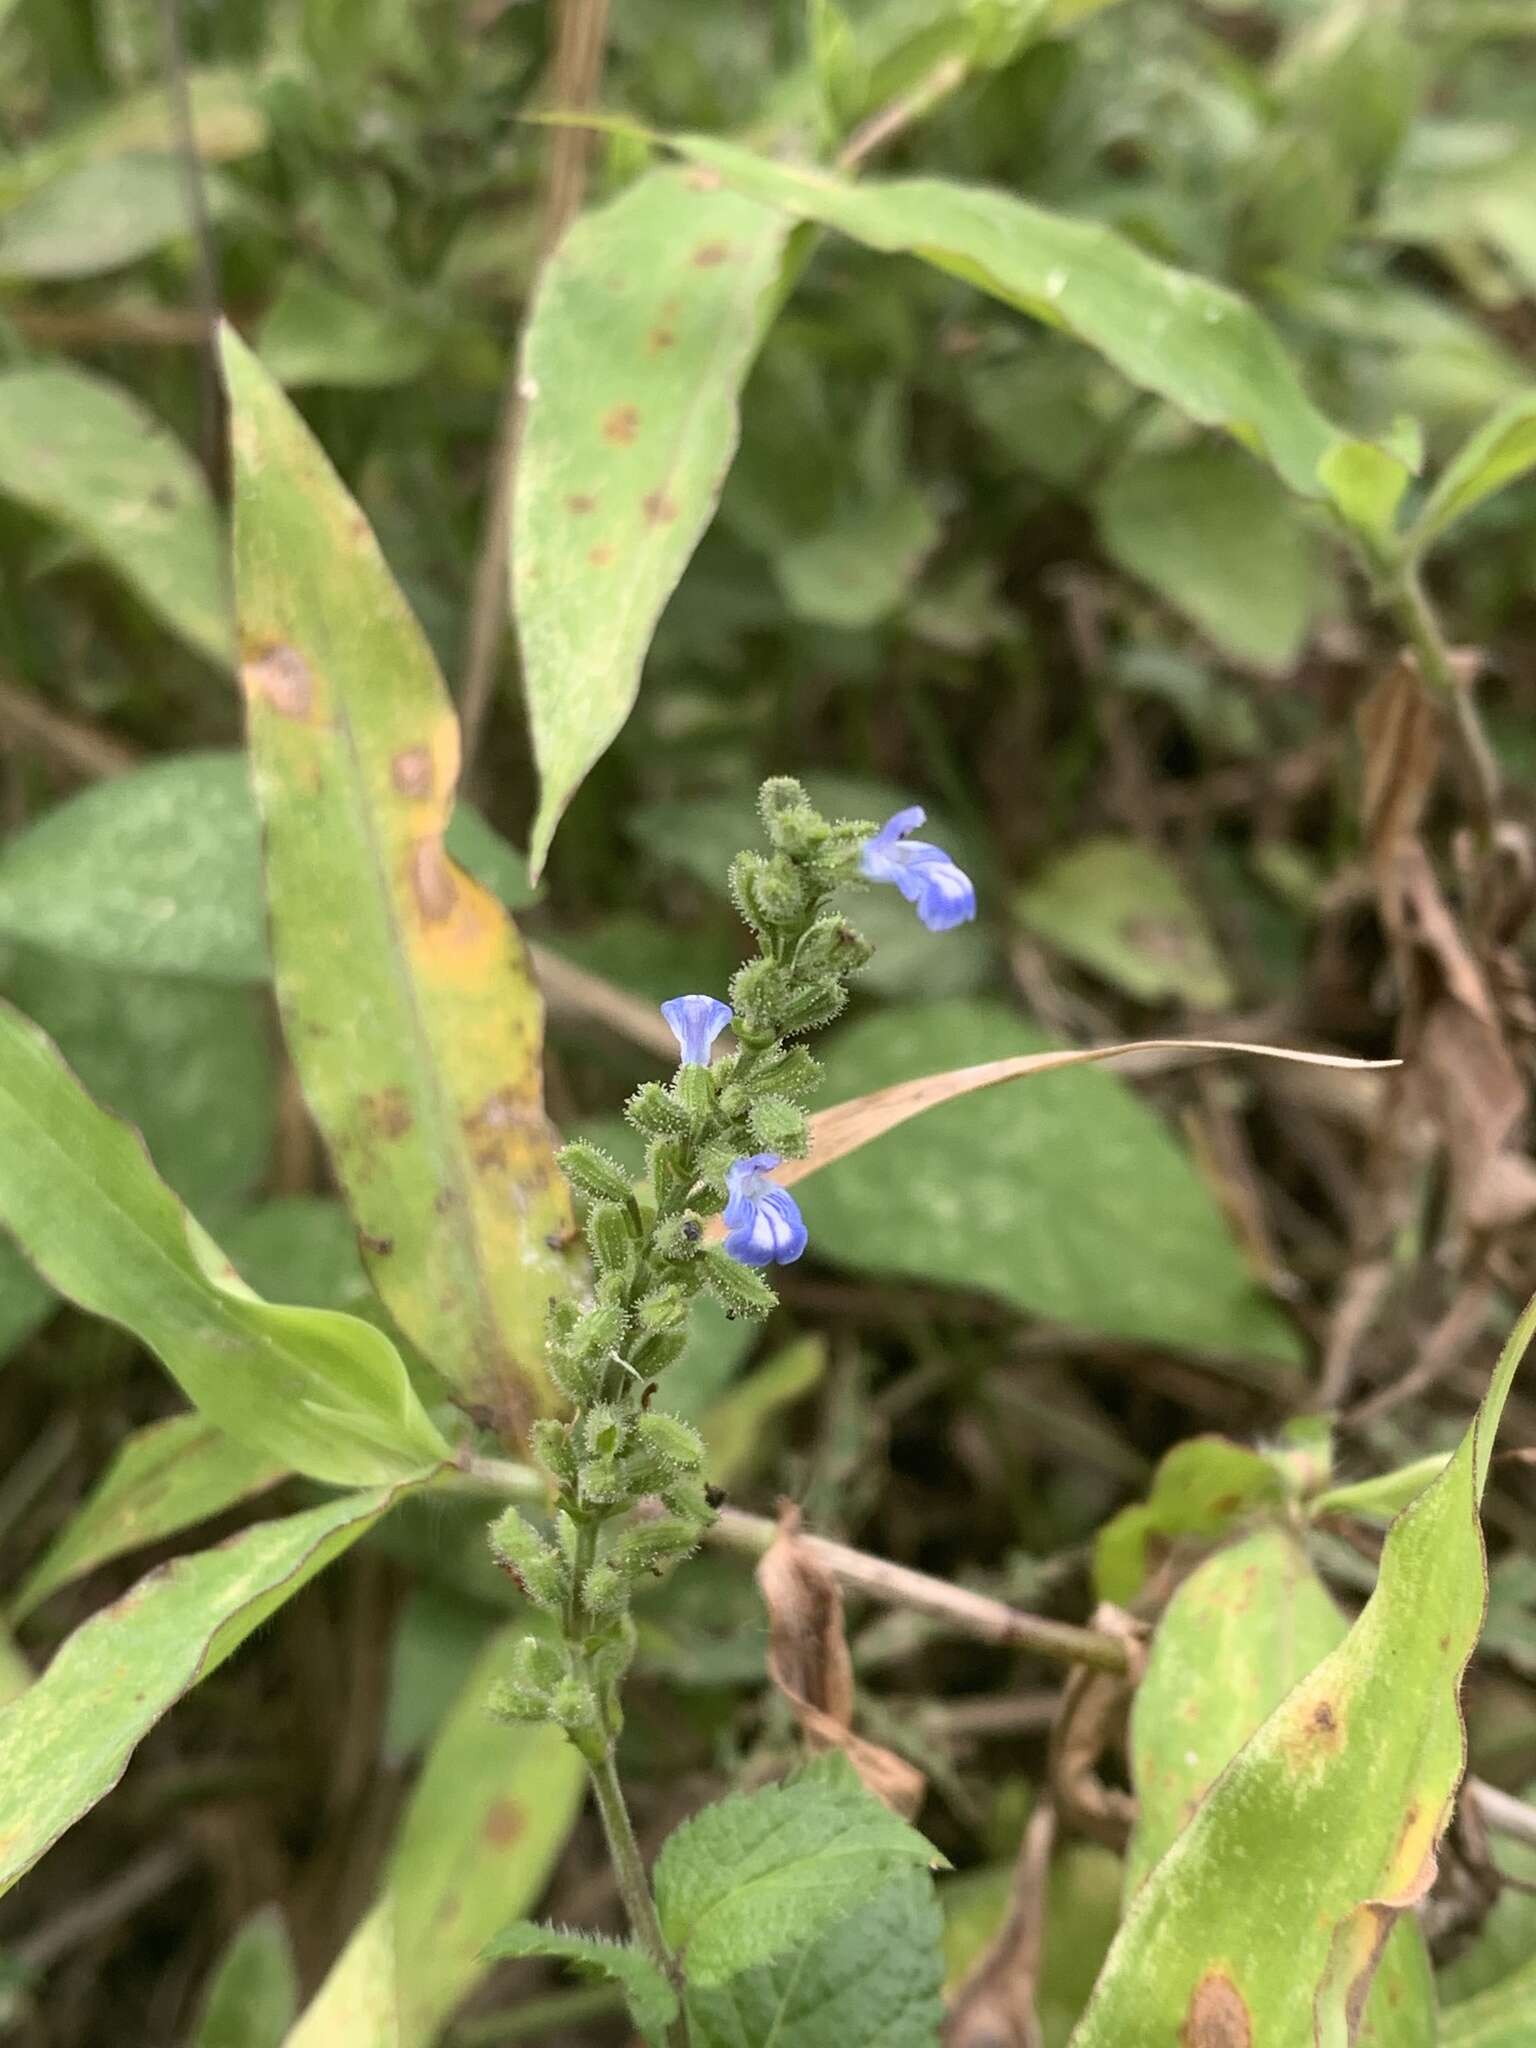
[748,1094,810,1158]
[531,1416,579,1487]
[673,1062,715,1125]
[701,1245,778,1317]
[652,1212,704,1262]
[488,1507,567,1610]
[587,1200,637,1277]
[556,1139,634,1205]
[582,1403,629,1462]
[635,1410,705,1474]
[625,1081,692,1138]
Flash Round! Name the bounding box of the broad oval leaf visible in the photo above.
[654,1752,939,1988]
[1093,1437,1284,1606]
[1069,1292,1536,2045]
[1015,836,1235,1009]
[281,1627,585,2048]
[222,326,577,1440]
[0,1481,417,1896]
[0,365,228,663]
[0,157,236,282]
[663,135,1399,503]
[9,1415,285,1623]
[516,165,790,875]
[0,1001,449,1486]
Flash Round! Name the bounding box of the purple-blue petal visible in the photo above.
[721,1154,805,1266]
[661,994,733,1067]
[860,809,977,932]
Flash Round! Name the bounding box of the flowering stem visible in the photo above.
[586,1746,686,2035]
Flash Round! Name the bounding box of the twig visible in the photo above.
[458,0,610,777]
[159,0,227,495]
[836,54,967,172]
[0,676,139,781]
[1469,1778,1536,1854]
[15,1843,192,1971]
[529,942,678,1059]
[4,305,209,348]
[457,1458,1133,1674]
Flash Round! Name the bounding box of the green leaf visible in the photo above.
[1317,436,1412,554]
[686,1870,945,2048]
[0,1482,416,1896]
[258,269,434,390]
[0,69,267,205]
[0,366,228,664]
[1443,1960,1536,2047]
[0,156,236,281]
[1094,441,1323,674]
[222,325,575,1438]
[654,1752,939,1987]
[663,136,1399,502]
[775,481,938,630]
[1126,1523,1434,2042]
[0,750,532,982]
[0,754,266,980]
[1093,1437,1284,1606]
[0,1001,449,1487]
[1409,392,1536,554]
[190,1906,300,2048]
[484,1926,677,2047]
[283,1628,585,2048]
[1070,1292,1536,2045]
[1015,837,1234,1009]
[516,164,791,876]
[800,1001,1302,1369]
[9,1415,284,1622]
[1312,1454,1452,1524]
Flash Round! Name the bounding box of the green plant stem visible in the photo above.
[586,1745,686,2038]
[1388,571,1499,836]
[451,1981,625,2044]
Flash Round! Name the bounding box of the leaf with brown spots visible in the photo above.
[0,1479,420,1898]
[280,1626,583,2048]
[1071,1292,1536,2045]
[515,166,790,875]
[222,327,577,1441]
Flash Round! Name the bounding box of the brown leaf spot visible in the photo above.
[483,1798,525,1847]
[1180,1971,1252,2048]
[242,643,314,719]
[692,239,731,267]
[566,492,598,515]
[602,404,640,446]
[391,746,433,798]
[434,1187,461,1214]
[464,1087,541,1170]
[685,165,723,191]
[360,1231,395,1255]
[1312,1700,1337,1736]
[647,325,676,353]
[642,490,678,526]
[410,837,457,924]
[588,543,615,568]
[362,1088,414,1141]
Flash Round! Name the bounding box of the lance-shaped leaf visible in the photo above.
[282,1627,584,2047]
[10,1415,284,1622]
[221,327,577,1439]
[516,165,790,876]
[0,1481,418,1896]
[1407,390,1536,556]
[0,365,229,664]
[661,136,1397,502]
[1127,1524,1434,2041]
[190,1905,299,2048]
[0,1001,448,1487]
[1069,1291,1536,2046]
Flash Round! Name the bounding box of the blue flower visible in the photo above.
[859,806,976,932]
[722,1153,807,1267]
[661,994,733,1067]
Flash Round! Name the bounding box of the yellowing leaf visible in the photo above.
[222,326,577,1441]
[1070,1292,1536,2045]
[516,165,790,875]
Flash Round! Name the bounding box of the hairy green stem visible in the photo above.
[586,1746,686,2038]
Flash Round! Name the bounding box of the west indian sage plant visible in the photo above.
[483,778,976,2028]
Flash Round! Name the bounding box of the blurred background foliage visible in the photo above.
[4,0,1536,2041]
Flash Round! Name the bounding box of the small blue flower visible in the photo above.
[661,994,733,1067]
[722,1153,807,1267]
[859,806,977,933]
